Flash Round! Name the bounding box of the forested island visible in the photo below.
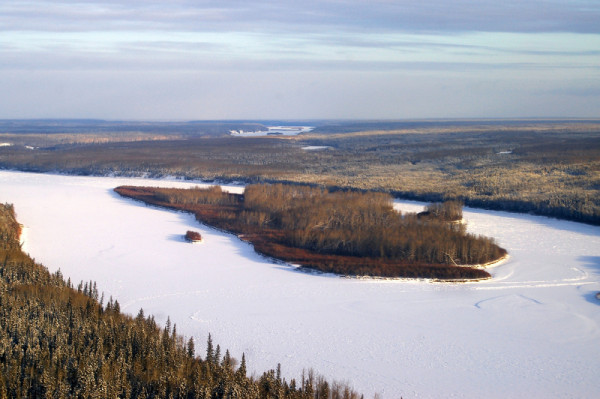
[115,183,506,280]
[0,203,364,398]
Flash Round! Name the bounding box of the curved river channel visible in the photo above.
[1,170,599,398]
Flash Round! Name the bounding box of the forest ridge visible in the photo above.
[0,203,366,398]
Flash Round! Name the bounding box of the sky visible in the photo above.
[1,1,599,120]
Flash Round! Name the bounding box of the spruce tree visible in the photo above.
[222,349,232,370]
[136,308,145,322]
[236,353,247,380]
[214,344,221,365]
[206,334,214,365]
[187,337,195,358]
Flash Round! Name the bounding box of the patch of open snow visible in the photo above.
[1,170,599,398]
[230,126,313,137]
[301,146,332,151]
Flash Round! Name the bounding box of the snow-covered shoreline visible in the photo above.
[1,170,599,398]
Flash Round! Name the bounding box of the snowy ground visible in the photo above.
[1,170,599,398]
[230,126,313,136]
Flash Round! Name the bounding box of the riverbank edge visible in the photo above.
[2,166,597,226]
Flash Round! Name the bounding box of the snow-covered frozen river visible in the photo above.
[1,170,599,398]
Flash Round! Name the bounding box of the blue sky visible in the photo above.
[1,1,599,119]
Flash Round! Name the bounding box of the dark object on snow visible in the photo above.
[185,230,202,242]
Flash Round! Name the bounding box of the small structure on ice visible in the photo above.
[185,230,203,243]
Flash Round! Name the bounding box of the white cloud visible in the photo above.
[1,1,599,33]
[0,1,598,118]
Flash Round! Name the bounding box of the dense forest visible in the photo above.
[1,120,598,225]
[115,184,506,280]
[0,204,365,398]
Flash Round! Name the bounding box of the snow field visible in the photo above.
[1,171,599,398]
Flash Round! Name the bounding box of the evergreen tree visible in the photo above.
[236,353,247,380]
[316,379,329,399]
[214,344,221,366]
[165,316,172,334]
[222,349,232,370]
[206,334,214,365]
[187,337,195,358]
[136,308,145,322]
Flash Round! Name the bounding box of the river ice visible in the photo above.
[1,170,599,398]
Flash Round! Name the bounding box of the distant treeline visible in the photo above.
[0,204,365,398]
[116,184,506,280]
[3,120,596,225]
[0,119,267,136]
[310,119,600,134]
